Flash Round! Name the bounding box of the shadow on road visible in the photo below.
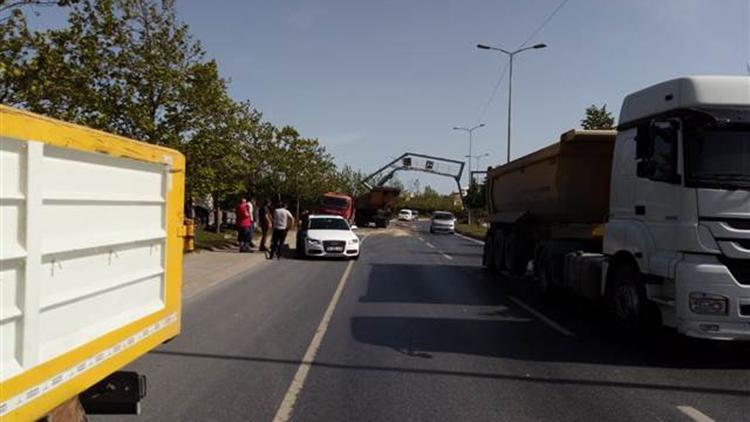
[149,349,750,398]
[349,315,750,370]
[359,264,502,305]
[356,263,750,370]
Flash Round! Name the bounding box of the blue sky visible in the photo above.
[27,0,750,192]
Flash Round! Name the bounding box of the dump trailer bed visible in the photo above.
[0,106,185,420]
[355,187,400,228]
[486,129,616,227]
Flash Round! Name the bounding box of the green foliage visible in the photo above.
[581,104,615,130]
[465,180,486,209]
[1,0,357,216]
[397,185,462,215]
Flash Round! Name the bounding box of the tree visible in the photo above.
[1,0,347,228]
[581,104,615,130]
[333,165,368,197]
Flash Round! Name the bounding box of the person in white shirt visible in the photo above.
[269,201,295,259]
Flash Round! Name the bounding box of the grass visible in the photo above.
[455,223,487,241]
[194,228,237,251]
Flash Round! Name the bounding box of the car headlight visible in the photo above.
[349,238,359,244]
[307,238,321,245]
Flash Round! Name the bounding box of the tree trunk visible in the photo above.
[213,191,221,233]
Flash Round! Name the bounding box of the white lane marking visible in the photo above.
[507,296,574,337]
[440,252,454,260]
[677,406,716,422]
[272,252,360,421]
[417,236,424,241]
[425,242,435,249]
[455,232,485,245]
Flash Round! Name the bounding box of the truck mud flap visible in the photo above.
[79,371,146,415]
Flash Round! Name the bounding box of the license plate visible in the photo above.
[326,246,344,252]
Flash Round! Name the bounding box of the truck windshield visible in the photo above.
[684,122,750,189]
[309,218,350,230]
[322,197,349,209]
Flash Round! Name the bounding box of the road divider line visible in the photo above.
[440,252,453,260]
[425,242,435,249]
[455,232,485,245]
[677,406,715,422]
[507,296,574,337]
[272,244,362,422]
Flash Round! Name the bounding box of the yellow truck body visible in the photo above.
[0,106,185,421]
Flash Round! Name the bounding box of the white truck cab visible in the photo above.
[606,76,750,340]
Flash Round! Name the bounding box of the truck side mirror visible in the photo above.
[635,124,652,159]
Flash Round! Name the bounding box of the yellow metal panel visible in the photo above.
[0,105,185,421]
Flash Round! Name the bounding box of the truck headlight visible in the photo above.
[307,238,321,245]
[689,292,728,315]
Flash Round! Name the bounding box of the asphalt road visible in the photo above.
[101,221,750,422]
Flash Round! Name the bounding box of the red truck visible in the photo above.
[320,192,355,223]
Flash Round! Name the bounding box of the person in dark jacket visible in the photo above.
[258,199,272,251]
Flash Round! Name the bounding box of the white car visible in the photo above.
[398,209,414,221]
[301,215,360,259]
[430,211,456,234]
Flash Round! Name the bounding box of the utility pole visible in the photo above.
[477,42,546,163]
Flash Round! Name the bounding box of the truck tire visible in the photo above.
[535,247,555,294]
[483,235,496,272]
[503,231,528,276]
[492,231,506,273]
[610,264,651,331]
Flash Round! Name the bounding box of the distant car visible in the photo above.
[430,211,456,234]
[398,209,414,221]
[298,214,360,259]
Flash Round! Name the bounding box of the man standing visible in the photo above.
[235,198,252,252]
[247,197,256,249]
[258,199,272,251]
[269,201,295,259]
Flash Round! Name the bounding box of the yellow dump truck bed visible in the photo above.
[486,129,616,225]
[0,106,185,421]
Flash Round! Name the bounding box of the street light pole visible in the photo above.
[453,123,485,226]
[465,152,490,183]
[506,54,513,164]
[477,42,546,163]
[453,123,485,186]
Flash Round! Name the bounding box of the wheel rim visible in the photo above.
[615,282,640,321]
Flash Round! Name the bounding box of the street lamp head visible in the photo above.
[533,43,547,49]
[476,43,491,50]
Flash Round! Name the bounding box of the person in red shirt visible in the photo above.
[235,198,253,252]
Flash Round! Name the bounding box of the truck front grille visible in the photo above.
[719,257,750,286]
[724,219,750,230]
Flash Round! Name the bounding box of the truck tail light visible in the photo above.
[689,292,729,315]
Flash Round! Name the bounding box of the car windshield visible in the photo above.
[433,212,454,220]
[684,121,750,189]
[309,218,350,230]
[322,197,349,209]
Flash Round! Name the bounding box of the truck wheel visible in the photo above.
[610,264,650,331]
[483,236,496,272]
[503,231,528,276]
[535,248,555,294]
[492,231,506,273]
